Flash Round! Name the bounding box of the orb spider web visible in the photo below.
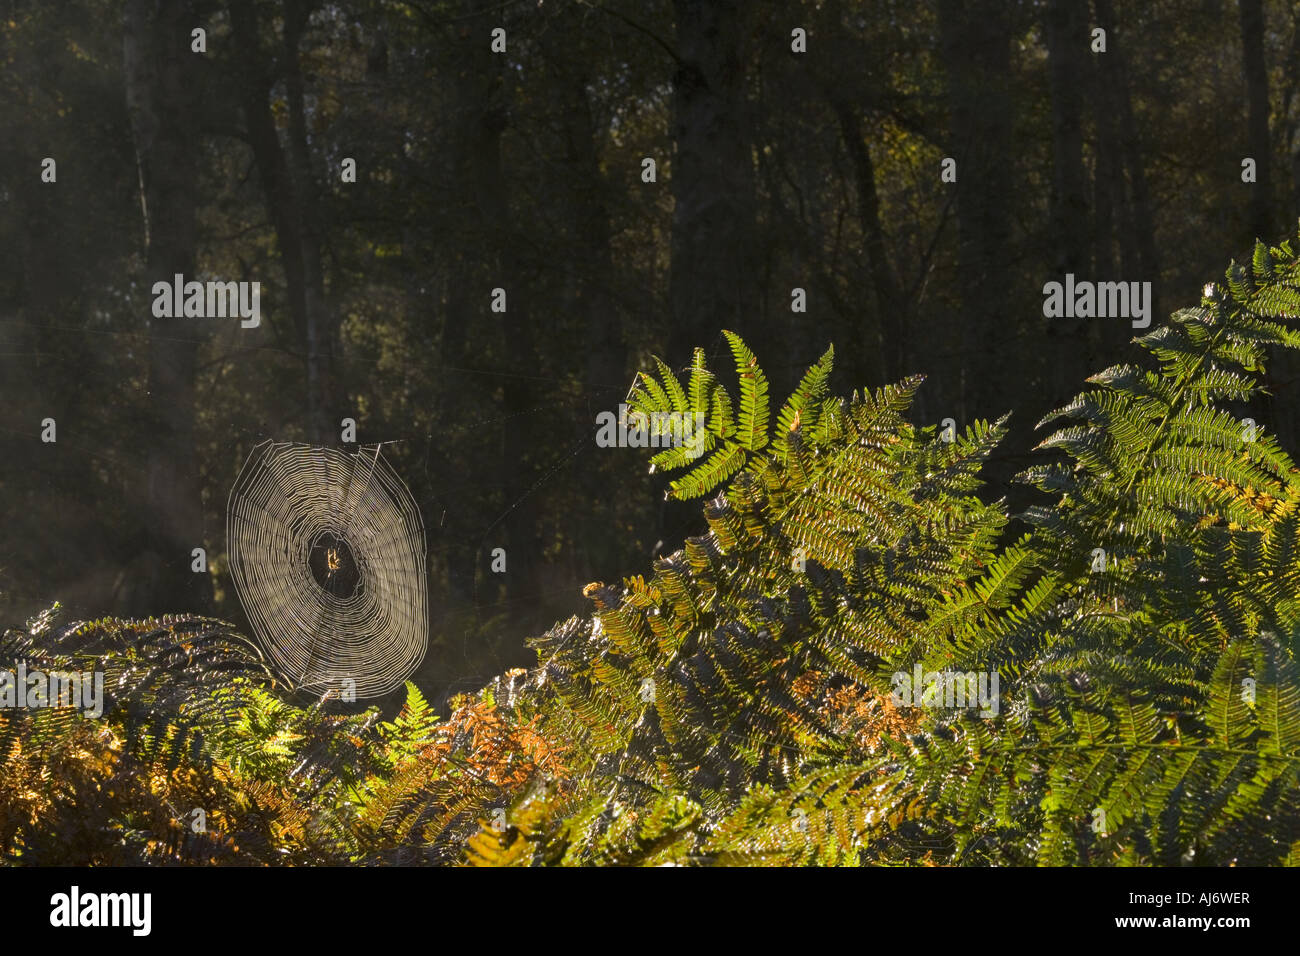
[226,440,428,698]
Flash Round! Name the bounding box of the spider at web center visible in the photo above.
[308,531,361,599]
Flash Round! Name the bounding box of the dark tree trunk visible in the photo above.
[123,0,212,614]
[1240,0,1273,244]
[448,20,544,619]
[668,0,757,362]
[283,0,338,444]
[558,57,629,581]
[1092,46,1121,278]
[828,93,904,386]
[434,15,493,606]
[1094,0,1160,316]
[1046,0,1092,400]
[936,0,1014,422]
[230,0,338,445]
[1283,5,1300,220]
[1047,0,1090,276]
[562,68,624,404]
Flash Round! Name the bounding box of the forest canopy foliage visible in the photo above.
[6,232,1300,866]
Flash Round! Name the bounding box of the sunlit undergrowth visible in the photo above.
[7,233,1300,865]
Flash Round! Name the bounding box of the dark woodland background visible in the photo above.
[2,0,1297,703]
